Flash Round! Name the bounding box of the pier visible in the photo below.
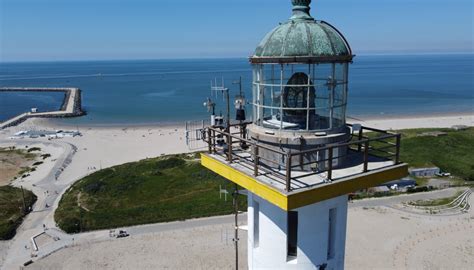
[0,87,85,129]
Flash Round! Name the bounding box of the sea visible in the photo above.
[0,54,473,126]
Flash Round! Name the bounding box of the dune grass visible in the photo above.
[0,186,37,240]
[398,127,474,181]
[55,127,473,233]
[55,154,245,233]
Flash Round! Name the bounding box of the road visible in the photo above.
[0,139,80,269]
[349,188,459,208]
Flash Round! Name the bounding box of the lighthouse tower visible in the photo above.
[201,1,408,269]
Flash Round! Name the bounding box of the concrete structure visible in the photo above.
[0,87,85,129]
[452,125,468,131]
[9,130,81,140]
[409,167,441,178]
[200,1,408,269]
[248,193,347,269]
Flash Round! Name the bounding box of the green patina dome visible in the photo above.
[251,0,353,64]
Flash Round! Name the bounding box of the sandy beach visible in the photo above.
[0,113,473,269]
[352,113,473,130]
[346,204,474,270]
[0,118,192,269]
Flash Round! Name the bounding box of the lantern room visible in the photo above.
[246,0,355,172]
[250,0,353,133]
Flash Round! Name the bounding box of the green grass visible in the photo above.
[0,186,37,240]
[54,127,474,233]
[398,127,474,181]
[55,154,246,233]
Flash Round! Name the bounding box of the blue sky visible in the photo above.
[1,0,473,62]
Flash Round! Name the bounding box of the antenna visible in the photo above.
[185,119,208,150]
[219,185,229,201]
[211,78,230,131]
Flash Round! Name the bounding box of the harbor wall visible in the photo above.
[0,88,85,129]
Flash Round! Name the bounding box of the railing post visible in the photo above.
[327,147,333,180]
[207,129,212,153]
[363,141,369,172]
[254,145,259,177]
[286,153,292,192]
[395,134,401,164]
[357,128,363,152]
[212,129,216,153]
[227,133,232,163]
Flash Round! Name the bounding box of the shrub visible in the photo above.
[83,182,105,193]
[155,157,185,170]
[58,217,82,234]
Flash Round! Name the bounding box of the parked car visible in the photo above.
[116,230,129,238]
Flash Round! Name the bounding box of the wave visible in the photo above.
[142,90,176,98]
[0,69,251,81]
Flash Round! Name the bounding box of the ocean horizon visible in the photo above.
[1,54,473,126]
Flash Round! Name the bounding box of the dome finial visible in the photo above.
[291,0,313,21]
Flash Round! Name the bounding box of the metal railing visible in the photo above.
[203,123,402,192]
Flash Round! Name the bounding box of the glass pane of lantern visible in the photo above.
[263,85,280,109]
[334,84,345,107]
[316,87,330,108]
[282,109,308,130]
[334,63,345,81]
[332,106,344,128]
[315,107,330,130]
[314,64,332,81]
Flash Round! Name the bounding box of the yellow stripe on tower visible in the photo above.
[201,153,289,210]
[201,153,408,211]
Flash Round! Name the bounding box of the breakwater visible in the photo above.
[0,87,85,129]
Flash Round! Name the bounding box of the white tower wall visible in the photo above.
[247,193,348,270]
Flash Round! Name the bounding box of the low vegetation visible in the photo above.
[0,147,38,186]
[398,127,474,181]
[0,186,37,240]
[41,153,51,160]
[27,147,42,153]
[55,154,245,233]
[32,161,44,166]
[407,191,463,207]
[54,127,473,233]
[0,147,37,160]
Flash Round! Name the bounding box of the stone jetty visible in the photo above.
[0,87,85,129]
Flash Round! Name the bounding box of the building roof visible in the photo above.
[250,0,353,64]
[371,186,390,193]
[409,167,440,172]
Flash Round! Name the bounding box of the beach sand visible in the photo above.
[353,113,474,130]
[0,113,473,269]
[0,241,10,267]
[27,224,248,270]
[4,118,192,182]
[346,205,474,270]
[0,118,193,269]
[25,200,474,270]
